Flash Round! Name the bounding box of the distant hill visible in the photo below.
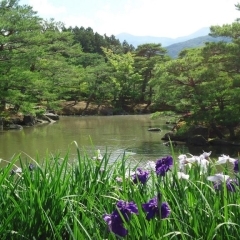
[116,27,231,59]
[116,27,211,47]
[165,35,231,58]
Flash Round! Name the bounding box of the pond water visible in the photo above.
[0,115,239,167]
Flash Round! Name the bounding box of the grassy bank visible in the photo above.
[0,142,239,239]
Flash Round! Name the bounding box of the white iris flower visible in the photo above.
[207,173,230,182]
[215,154,236,165]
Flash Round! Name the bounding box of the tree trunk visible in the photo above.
[84,93,94,111]
[0,100,6,111]
[210,123,225,139]
[227,125,236,140]
[0,117,3,130]
[140,77,148,101]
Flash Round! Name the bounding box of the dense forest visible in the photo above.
[1,0,240,139]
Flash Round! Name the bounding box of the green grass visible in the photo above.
[0,143,239,239]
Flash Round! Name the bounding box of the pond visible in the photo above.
[0,114,239,167]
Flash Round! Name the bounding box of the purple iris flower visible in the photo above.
[103,200,138,237]
[29,163,35,171]
[132,168,149,184]
[214,178,239,192]
[234,160,239,173]
[115,200,138,222]
[103,213,128,237]
[155,156,173,176]
[142,196,171,221]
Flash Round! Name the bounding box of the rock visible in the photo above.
[188,125,209,140]
[162,131,175,139]
[208,139,240,146]
[23,115,36,126]
[166,124,209,144]
[8,124,23,130]
[148,127,161,132]
[163,141,178,147]
[161,131,187,141]
[39,115,55,123]
[187,135,208,146]
[36,118,49,124]
[44,113,59,120]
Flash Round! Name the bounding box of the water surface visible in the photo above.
[0,115,238,166]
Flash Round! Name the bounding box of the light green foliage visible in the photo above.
[83,62,113,106]
[150,111,178,120]
[102,47,142,108]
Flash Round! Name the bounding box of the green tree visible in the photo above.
[122,40,135,54]
[104,34,124,54]
[31,19,83,108]
[0,1,83,114]
[202,19,240,139]
[0,0,42,112]
[82,62,113,111]
[72,26,95,53]
[152,45,239,139]
[102,48,142,109]
[134,44,169,105]
[74,52,105,68]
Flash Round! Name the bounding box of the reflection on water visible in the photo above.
[0,115,239,167]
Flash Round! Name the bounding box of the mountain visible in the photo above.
[165,35,231,58]
[116,33,173,47]
[116,27,211,47]
[116,27,231,58]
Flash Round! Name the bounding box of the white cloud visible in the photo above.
[84,0,239,37]
[63,16,95,30]
[22,0,240,37]
[28,0,66,17]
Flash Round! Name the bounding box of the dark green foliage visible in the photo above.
[67,26,133,55]
[134,44,169,103]
[0,0,83,114]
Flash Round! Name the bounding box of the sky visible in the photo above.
[19,0,240,38]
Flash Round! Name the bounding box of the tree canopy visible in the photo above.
[0,0,240,139]
[151,20,240,139]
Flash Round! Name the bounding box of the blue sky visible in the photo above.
[19,0,240,38]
